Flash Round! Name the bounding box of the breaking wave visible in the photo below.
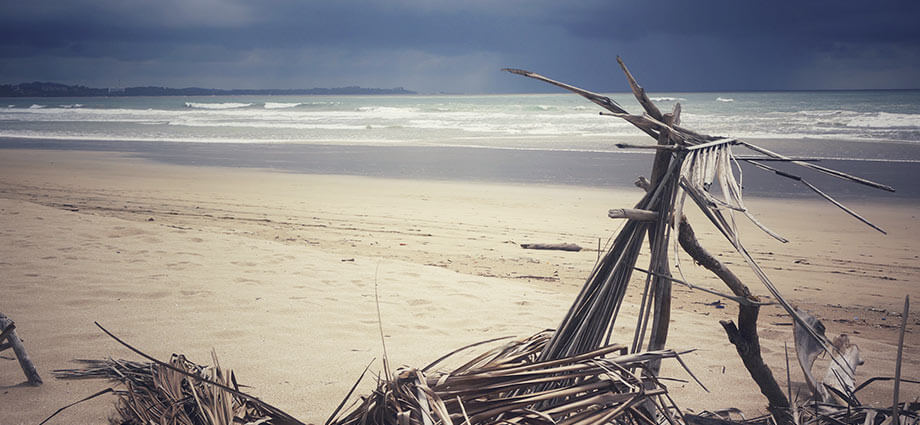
[184,102,253,109]
[716,97,734,102]
[845,112,920,128]
[264,102,303,109]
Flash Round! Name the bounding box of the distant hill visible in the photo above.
[0,82,416,97]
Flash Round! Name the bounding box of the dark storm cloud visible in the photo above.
[559,1,920,44]
[0,0,917,92]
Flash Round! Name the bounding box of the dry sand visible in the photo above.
[0,148,917,424]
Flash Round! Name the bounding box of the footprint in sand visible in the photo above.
[288,296,319,306]
[63,298,97,307]
[180,290,214,296]
[447,292,480,300]
[143,291,171,299]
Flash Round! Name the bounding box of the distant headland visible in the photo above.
[0,82,416,97]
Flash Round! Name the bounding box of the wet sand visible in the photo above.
[4,137,920,199]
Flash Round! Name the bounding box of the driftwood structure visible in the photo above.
[46,60,917,425]
[0,312,42,385]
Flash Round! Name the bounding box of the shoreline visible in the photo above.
[1,148,917,424]
[2,136,919,200]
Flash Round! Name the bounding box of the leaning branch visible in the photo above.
[745,160,887,234]
[676,219,792,424]
[502,68,660,141]
[740,141,895,192]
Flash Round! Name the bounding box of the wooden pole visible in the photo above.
[892,295,909,425]
[645,96,681,373]
[0,313,42,385]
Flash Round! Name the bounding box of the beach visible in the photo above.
[1,147,917,424]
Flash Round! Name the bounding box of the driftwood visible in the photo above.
[0,312,42,386]
[504,60,895,384]
[506,61,897,422]
[520,243,582,252]
[633,56,679,374]
[676,220,791,423]
[608,208,658,221]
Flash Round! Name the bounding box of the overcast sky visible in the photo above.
[1,0,918,93]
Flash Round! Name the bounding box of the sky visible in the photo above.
[1,0,918,93]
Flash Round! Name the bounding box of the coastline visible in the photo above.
[1,148,917,424]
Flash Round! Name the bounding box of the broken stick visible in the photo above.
[0,313,42,385]
[520,243,582,252]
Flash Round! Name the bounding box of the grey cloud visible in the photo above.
[0,0,917,92]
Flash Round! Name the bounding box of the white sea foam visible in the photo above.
[845,112,920,128]
[716,97,734,102]
[264,102,303,109]
[28,104,46,109]
[184,102,252,109]
[59,104,83,108]
[4,92,919,151]
[650,97,687,102]
[354,106,418,119]
[165,120,368,131]
[793,109,853,117]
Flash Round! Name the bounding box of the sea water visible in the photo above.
[2,91,919,197]
[3,91,920,150]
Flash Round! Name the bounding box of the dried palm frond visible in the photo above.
[53,352,274,425]
[329,331,693,425]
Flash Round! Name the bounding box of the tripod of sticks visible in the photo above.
[504,58,899,424]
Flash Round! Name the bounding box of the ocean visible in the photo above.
[2,91,920,198]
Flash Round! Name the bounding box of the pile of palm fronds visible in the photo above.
[329,331,695,425]
[50,331,696,425]
[52,351,276,425]
[48,329,918,425]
